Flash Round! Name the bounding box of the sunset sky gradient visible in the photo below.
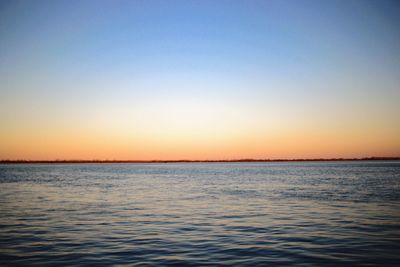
[1,0,399,160]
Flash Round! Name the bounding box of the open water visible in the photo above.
[0,161,399,266]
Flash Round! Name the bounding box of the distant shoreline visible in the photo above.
[1,157,399,164]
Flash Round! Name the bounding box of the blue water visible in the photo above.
[1,162,400,266]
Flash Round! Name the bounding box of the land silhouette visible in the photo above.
[1,157,399,164]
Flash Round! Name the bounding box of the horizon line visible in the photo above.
[1,156,400,164]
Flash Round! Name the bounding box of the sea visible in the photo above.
[0,161,399,266]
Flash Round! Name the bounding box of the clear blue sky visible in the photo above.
[0,0,399,159]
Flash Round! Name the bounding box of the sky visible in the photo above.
[0,0,399,160]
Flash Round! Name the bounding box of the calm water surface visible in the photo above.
[1,162,400,266]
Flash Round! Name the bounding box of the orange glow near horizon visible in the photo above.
[1,97,399,160]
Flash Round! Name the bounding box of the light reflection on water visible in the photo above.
[1,162,400,266]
